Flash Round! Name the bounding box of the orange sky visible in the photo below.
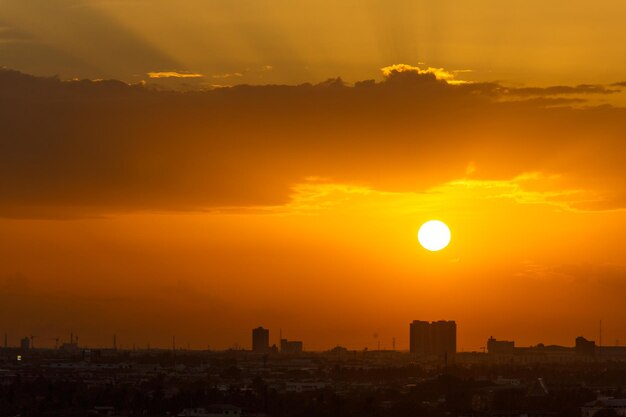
[1,1,626,351]
[3,1,626,89]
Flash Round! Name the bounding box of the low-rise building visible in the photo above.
[582,398,626,417]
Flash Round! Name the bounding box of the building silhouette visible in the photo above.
[409,320,431,355]
[20,337,30,351]
[487,336,515,354]
[280,338,303,354]
[252,327,270,353]
[409,320,456,357]
[575,336,596,356]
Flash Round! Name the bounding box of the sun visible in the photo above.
[418,220,451,252]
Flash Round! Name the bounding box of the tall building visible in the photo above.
[409,320,456,357]
[409,320,431,355]
[431,320,456,357]
[252,327,269,353]
[20,337,30,351]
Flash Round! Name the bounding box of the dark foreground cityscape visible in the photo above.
[2,321,625,417]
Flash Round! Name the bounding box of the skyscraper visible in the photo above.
[409,320,456,357]
[252,327,270,353]
[430,320,456,357]
[409,320,431,355]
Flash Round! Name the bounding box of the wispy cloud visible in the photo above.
[0,25,35,44]
[505,84,619,96]
[147,71,204,79]
[281,172,606,216]
[212,72,244,79]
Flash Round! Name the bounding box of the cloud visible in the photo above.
[281,173,584,215]
[1,66,626,218]
[505,84,619,96]
[147,70,204,79]
[0,25,33,44]
[212,72,244,79]
[381,63,469,85]
[209,66,273,81]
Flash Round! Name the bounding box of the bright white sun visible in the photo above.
[418,220,451,252]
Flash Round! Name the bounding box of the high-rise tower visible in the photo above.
[252,327,270,353]
[409,320,456,357]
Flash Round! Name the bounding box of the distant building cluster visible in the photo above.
[251,327,303,354]
[409,320,456,358]
[487,336,515,354]
[575,336,596,356]
[280,339,303,354]
[479,335,626,363]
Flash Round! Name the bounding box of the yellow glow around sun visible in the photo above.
[418,220,451,251]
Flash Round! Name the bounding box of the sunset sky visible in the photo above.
[1,0,626,351]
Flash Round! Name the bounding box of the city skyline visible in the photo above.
[0,319,614,353]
